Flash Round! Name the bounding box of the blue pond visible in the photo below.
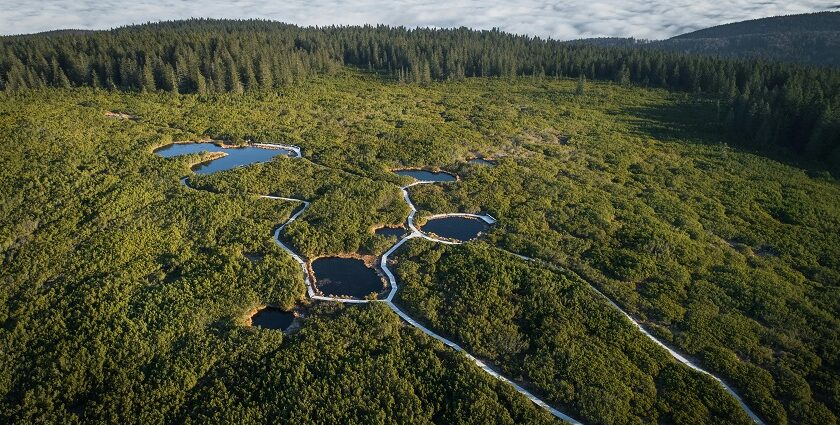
[155,143,292,174]
[394,169,457,182]
[421,217,488,242]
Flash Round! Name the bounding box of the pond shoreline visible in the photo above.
[245,304,299,331]
[155,141,301,175]
[393,168,459,183]
[154,140,302,157]
[306,253,388,300]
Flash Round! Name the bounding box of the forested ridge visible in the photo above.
[672,12,840,39]
[1,19,839,171]
[585,13,840,77]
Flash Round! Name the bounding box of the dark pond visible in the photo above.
[394,169,457,182]
[251,307,295,331]
[375,227,406,238]
[421,217,489,242]
[468,158,496,166]
[312,257,385,299]
[154,143,292,174]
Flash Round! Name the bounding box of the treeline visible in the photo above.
[1,19,839,166]
[649,32,840,69]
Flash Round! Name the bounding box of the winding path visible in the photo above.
[197,169,576,421]
[178,152,762,424]
[258,177,581,423]
[586,285,764,424]
[380,178,762,424]
[380,181,581,423]
[511,252,764,423]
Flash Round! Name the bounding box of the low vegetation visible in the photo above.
[1,71,837,423]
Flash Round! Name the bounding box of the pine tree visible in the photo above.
[615,64,630,86]
[242,61,257,91]
[118,58,139,90]
[159,63,178,93]
[421,61,431,84]
[175,53,190,93]
[226,64,244,94]
[257,56,273,90]
[89,69,101,89]
[194,68,207,95]
[50,58,70,88]
[141,64,156,91]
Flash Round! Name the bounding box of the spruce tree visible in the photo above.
[141,64,156,91]
[576,75,586,96]
[194,68,207,94]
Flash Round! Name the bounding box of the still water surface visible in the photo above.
[421,217,488,242]
[155,143,292,174]
[312,257,385,299]
[394,169,456,182]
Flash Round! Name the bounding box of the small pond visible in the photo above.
[251,307,295,331]
[311,257,385,299]
[155,143,293,174]
[468,158,496,167]
[375,227,406,238]
[421,217,489,242]
[394,169,457,182]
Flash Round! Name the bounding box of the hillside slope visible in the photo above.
[673,12,840,39]
[570,12,840,67]
[658,10,840,67]
[644,12,840,68]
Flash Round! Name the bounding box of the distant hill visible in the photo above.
[569,12,840,68]
[672,11,840,39]
[7,29,95,38]
[564,37,646,48]
[659,12,840,67]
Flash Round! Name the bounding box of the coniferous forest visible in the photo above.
[1,19,839,425]
[1,19,839,171]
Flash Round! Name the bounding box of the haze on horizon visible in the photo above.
[2,0,837,40]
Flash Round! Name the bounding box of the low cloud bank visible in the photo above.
[2,0,835,39]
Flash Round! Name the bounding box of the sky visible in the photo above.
[1,0,837,39]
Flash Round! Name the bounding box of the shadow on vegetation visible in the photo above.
[621,98,837,178]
